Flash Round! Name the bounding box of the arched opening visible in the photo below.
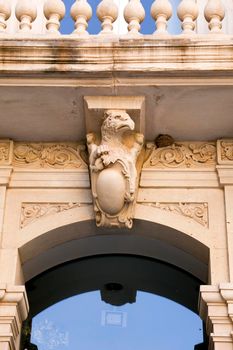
[26,255,207,350]
[19,219,210,350]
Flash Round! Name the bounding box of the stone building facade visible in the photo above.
[0,0,233,349]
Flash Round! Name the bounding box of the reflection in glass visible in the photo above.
[31,291,203,350]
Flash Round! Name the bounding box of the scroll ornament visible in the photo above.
[0,140,13,165]
[218,140,233,163]
[13,142,87,168]
[21,202,91,228]
[144,141,216,168]
[141,202,208,227]
[87,110,144,228]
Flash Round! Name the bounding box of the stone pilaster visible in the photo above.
[217,139,233,282]
[199,284,233,350]
[0,285,29,350]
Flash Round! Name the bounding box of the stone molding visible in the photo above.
[199,284,233,349]
[20,202,92,228]
[1,39,233,75]
[140,168,220,188]
[217,166,233,186]
[140,202,208,227]
[0,285,29,350]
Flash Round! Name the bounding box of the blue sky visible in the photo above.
[60,0,181,35]
[32,291,203,350]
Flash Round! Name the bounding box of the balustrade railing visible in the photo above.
[0,0,232,37]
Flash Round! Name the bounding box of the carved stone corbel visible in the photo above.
[87,109,144,228]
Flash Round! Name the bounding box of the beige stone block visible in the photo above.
[10,169,90,188]
[84,95,145,134]
[140,168,219,188]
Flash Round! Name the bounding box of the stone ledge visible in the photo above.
[0,37,233,74]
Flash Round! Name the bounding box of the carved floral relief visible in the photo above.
[140,202,208,227]
[143,142,216,169]
[13,143,87,169]
[21,202,92,228]
[217,140,233,164]
[87,109,144,229]
[0,140,13,165]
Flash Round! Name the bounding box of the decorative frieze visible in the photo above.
[13,142,87,169]
[140,202,208,227]
[21,202,92,228]
[217,140,233,164]
[143,142,216,169]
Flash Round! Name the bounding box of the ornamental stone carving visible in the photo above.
[13,142,87,169]
[87,109,144,228]
[0,140,13,165]
[144,142,216,169]
[217,139,233,164]
[21,202,92,228]
[140,202,208,227]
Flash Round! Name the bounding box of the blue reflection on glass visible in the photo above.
[31,291,203,350]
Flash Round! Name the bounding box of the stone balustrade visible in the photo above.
[0,0,232,36]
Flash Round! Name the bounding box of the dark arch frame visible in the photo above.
[25,254,208,350]
[27,254,203,316]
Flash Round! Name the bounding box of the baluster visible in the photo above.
[15,0,37,32]
[70,0,92,36]
[97,0,118,34]
[177,0,198,34]
[151,0,172,35]
[124,0,145,36]
[0,0,11,32]
[204,0,225,33]
[44,0,65,34]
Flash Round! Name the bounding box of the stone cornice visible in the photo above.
[0,37,233,74]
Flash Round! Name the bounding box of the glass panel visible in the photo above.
[31,291,203,350]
